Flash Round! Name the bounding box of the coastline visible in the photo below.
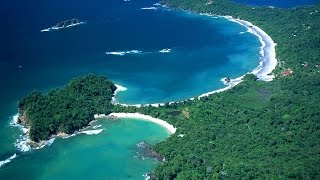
[10,6,277,156]
[112,84,128,104]
[112,14,277,105]
[94,113,177,134]
[12,113,104,153]
[195,14,277,98]
[224,15,277,81]
[12,111,175,152]
[2,0,317,177]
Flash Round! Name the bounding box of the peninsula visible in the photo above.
[138,0,319,179]
[15,0,320,179]
[18,74,116,142]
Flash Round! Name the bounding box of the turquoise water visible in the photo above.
[0,118,170,179]
[0,0,262,178]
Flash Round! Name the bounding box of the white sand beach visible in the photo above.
[188,13,278,98]
[224,16,277,81]
[111,14,277,104]
[95,113,177,134]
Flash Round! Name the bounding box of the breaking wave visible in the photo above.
[141,7,157,10]
[106,48,172,56]
[106,50,142,56]
[78,129,103,135]
[15,134,31,152]
[159,48,171,53]
[0,154,17,168]
[35,138,55,150]
[8,114,31,152]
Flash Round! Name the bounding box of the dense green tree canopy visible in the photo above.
[18,0,320,178]
[18,74,116,141]
[114,0,320,179]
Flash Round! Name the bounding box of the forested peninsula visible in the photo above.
[18,74,116,142]
[17,0,320,179]
[120,0,319,179]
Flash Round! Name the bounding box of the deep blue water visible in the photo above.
[0,0,262,173]
[0,0,261,109]
[231,0,316,8]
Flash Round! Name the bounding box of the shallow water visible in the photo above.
[0,118,170,179]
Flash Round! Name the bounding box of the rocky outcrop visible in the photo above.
[136,141,164,162]
[17,108,28,126]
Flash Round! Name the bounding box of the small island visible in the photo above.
[18,74,116,143]
[55,18,83,28]
[41,18,85,32]
[11,0,320,179]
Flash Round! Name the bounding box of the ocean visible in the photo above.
[0,0,266,179]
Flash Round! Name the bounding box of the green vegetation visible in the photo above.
[18,74,116,141]
[18,0,320,179]
[115,0,320,179]
[111,72,319,179]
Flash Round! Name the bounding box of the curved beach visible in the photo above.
[8,5,277,160]
[197,14,277,98]
[13,14,276,153]
[113,14,277,103]
[95,113,177,134]
[225,16,277,81]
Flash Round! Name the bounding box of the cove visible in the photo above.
[0,0,261,108]
[0,0,263,178]
[0,118,170,179]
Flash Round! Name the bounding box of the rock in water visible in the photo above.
[136,141,164,161]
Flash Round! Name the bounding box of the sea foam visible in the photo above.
[10,114,55,152]
[106,48,173,56]
[106,50,142,56]
[93,125,102,129]
[0,154,17,168]
[35,138,55,150]
[9,113,19,127]
[15,134,31,152]
[78,129,103,135]
[40,19,85,32]
[112,84,128,104]
[141,7,157,10]
[8,114,32,152]
[159,48,171,53]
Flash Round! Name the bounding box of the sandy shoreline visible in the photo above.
[195,14,277,98]
[223,15,277,81]
[113,14,277,104]
[95,113,177,134]
[10,11,277,156]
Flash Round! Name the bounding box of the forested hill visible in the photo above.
[113,0,320,179]
[18,74,116,142]
[16,0,320,178]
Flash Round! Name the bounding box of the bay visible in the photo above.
[0,0,263,178]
